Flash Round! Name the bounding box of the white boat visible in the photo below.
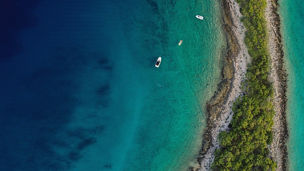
[195,15,204,20]
[178,40,183,46]
[155,57,162,68]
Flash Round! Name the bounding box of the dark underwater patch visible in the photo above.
[91,125,105,135]
[67,128,87,139]
[95,82,111,108]
[97,58,113,71]
[98,97,110,108]
[68,151,82,161]
[67,125,105,139]
[97,84,111,95]
[64,132,99,162]
[104,163,112,169]
[98,58,108,66]
[169,0,176,7]
[146,0,159,14]
[77,137,97,151]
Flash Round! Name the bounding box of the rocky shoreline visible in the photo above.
[266,0,288,170]
[191,0,249,170]
[191,0,288,170]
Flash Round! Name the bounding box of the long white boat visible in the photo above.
[155,57,162,68]
[195,15,204,20]
[178,40,183,46]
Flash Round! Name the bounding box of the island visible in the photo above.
[192,0,288,170]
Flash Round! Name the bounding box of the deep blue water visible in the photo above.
[0,0,223,170]
[1,1,124,170]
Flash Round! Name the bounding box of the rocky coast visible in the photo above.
[266,0,288,170]
[191,0,249,170]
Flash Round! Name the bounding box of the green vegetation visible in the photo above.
[212,0,276,170]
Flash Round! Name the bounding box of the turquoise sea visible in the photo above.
[0,0,224,170]
[280,0,304,170]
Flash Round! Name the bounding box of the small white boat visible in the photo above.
[155,57,162,68]
[178,40,183,46]
[195,15,204,20]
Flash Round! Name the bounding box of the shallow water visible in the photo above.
[0,0,224,170]
[280,0,304,170]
